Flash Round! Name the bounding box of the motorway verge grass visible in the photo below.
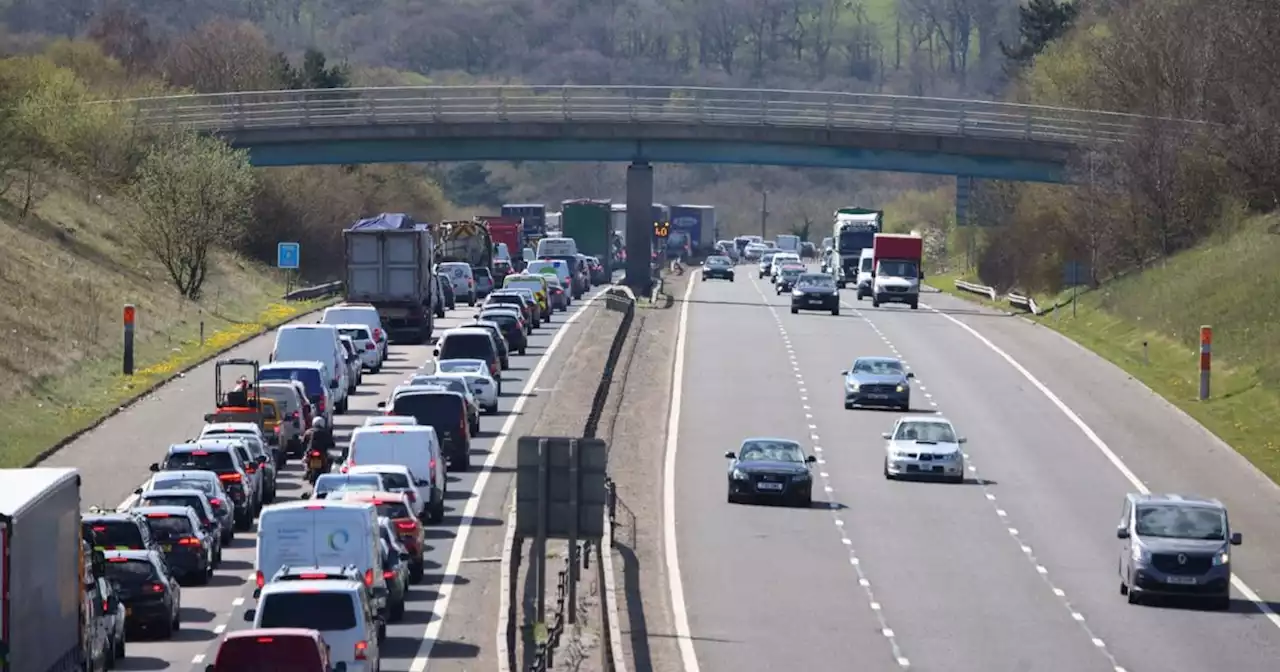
[0,178,335,467]
[933,215,1280,484]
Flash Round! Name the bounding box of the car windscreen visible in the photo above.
[315,475,381,497]
[261,368,323,399]
[105,559,158,584]
[799,274,835,287]
[164,451,235,472]
[258,388,298,413]
[338,327,371,341]
[88,521,145,549]
[409,377,466,395]
[153,479,216,496]
[439,334,493,360]
[392,394,462,430]
[893,422,957,443]
[258,591,358,630]
[484,315,519,329]
[141,496,209,522]
[143,515,194,541]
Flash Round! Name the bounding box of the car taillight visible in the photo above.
[255,571,265,588]
[209,498,221,507]
[365,342,376,350]
[340,464,350,473]
[299,573,328,579]
[219,473,241,483]
[317,398,326,414]
[460,416,468,438]
[290,411,300,420]
[102,598,110,613]
[354,641,369,660]
[310,450,321,457]
[177,537,200,546]
[395,520,416,531]
[245,465,257,474]
[256,637,275,643]
[383,570,396,579]
[363,569,374,586]
[373,328,383,341]
[148,583,165,593]
[274,425,282,435]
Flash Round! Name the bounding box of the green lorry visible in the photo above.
[561,198,612,271]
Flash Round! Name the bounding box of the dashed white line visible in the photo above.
[232,597,245,607]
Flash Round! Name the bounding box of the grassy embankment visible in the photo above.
[0,181,334,467]
[931,214,1280,483]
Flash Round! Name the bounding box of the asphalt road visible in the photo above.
[41,288,610,672]
[670,266,1280,672]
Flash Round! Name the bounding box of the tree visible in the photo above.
[1001,0,1079,65]
[130,132,257,299]
[86,2,163,75]
[162,19,284,93]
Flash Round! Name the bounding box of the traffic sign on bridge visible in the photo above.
[277,242,300,269]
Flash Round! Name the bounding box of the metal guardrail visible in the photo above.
[121,85,1146,145]
[954,279,997,300]
[528,548,578,672]
[1007,292,1041,315]
[283,281,343,301]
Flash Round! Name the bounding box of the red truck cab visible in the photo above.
[870,233,924,310]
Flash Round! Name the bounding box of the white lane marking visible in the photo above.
[835,293,1125,669]
[920,300,1280,629]
[214,624,227,634]
[192,655,205,664]
[232,597,244,607]
[411,293,604,671]
[664,275,703,672]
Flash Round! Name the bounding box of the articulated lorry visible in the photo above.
[832,208,883,288]
[435,219,494,270]
[669,205,716,257]
[501,203,546,243]
[1,467,87,672]
[478,215,523,267]
[870,233,924,309]
[561,199,613,271]
[344,213,438,344]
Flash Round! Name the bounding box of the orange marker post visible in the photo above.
[1199,325,1211,400]
[123,304,136,376]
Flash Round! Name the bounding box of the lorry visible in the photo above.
[776,234,800,253]
[1,467,89,672]
[501,203,547,241]
[435,219,494,270]
[343,213,437,344]
[478,215,523,267]
[669,205,716,257]
[833,208,883,288]
[870,233,924,309]
[561,199,612,271]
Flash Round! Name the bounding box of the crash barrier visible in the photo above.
[953,279,1045,315]
[583,287,638,439]
[528,549,579,672]
[1007,292,1041,315]
[954,279,997,300]
[283,280,343,301]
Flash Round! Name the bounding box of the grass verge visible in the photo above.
[934,215,1280,484]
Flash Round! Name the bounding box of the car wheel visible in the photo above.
[1127,588,1142,605]
[872,299,880,308]
[701,276,706,282]
[519,346,527,356]
[222,529,233,545]
[372,365,381,374]
[831,307,839,316]
[727,492,739,504]
[156,616,173,639]
[790,307,798,314]
[911,301,920,310]
[391,599,406,622]
[114,635,125,660]
[882,459,893,479]
[844,401,854,410]
[468,293,477,307]
[410,561,425,584]
[1209,595,1231,610]
[1119,579,1129,596]
[795,494,812,508]
[487,404,499,414]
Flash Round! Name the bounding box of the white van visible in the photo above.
[255,500,386,600]
[321,304,388,364]
[343,426,446,524]
[855,248,876,299]
[535,237,578,258]
[495,243,511,261]
[272,326,350,413]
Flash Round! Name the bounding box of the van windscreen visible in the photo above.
[439,334,492,360]
[392,394,462,430]
[258,592,357,630]
[261,369,322,398]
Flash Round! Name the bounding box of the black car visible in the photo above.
[586,256,608,284]
[389,390,472,471]
[485,292,536,333]
[138,470,236,546]
[152,444,255,530]
[702,255,735,281]
[134,506,214,585]
[480,309,528,355]
[774,265,805,293]
[725,438,817,507]
[103,549,182,638]
[378,522,410,621]
[790,272,840,315]
[84,511,165,555]
[133,489,224,565]
[437,272,457,310]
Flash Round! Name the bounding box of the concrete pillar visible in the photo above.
[625,161,654,292]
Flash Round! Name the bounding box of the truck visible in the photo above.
[561,199,612,271]
[775,234,800,253]
[610,204,627,241]
[669,205,716,257]
[435,219,494,270]
[833,208,883,288]
[343,213,437,344]
[1,467,87,672]
[501,203,546,241]
[479,215,523,274]
[870,233,924,309]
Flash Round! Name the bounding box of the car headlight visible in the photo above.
[1213,551,1229,566]
[896,385,905,393]
[732,469,750,480]
[1131,545,1150,562]
[891,450,911,459]
[792,472,811,482]
[846,381,859,391]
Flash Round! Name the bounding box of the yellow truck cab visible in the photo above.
[503,274,549,312]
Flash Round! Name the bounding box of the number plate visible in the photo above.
[161,544,172,552]
[809,298,824,304]
[865,394,888,399]
[1165,576,1198,585]
[756,482,784,491]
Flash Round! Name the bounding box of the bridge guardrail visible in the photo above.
[954,279,997,300]
[121,85,1147,145]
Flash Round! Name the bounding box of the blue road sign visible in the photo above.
[277,242,300,269]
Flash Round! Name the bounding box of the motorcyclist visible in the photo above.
[304,417,336,483]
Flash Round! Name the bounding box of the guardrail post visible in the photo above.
[826,95,834,127]
[890,97,899,132]
[300,91,310,127]
[363,96,375,124]
[563,87,571,120]
[957,102,967,135]
[498,88,508,121]
[232,95,244,129]
[696,92,706,123]
[629,90,636,121]
[431,89,441,122]
[1025,111,1033,140]
[759,90,767,124]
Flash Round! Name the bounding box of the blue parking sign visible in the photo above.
[277,242,300,269]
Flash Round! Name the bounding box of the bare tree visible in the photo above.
[162,19,283,93]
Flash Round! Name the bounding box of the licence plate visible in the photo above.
[809,298,824,304]
[382,307,409,318]
[757,482,784,491]
[161,544,172,552]
[309,458,323,468]
[865,394,888,399]
[1166,576,1198,585]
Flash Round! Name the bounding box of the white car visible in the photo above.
[337,323,381,372]
[882,416,967,483]
[771,253,802,281]
[433,371,499,414]
[439,261,477,305]
[364,415,418,427]
[346,463,427,520]
[339,335,363,390]
[430,358,488,376]
[321,304,389,364]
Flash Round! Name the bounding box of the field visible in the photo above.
[0,175,331,467]
[932,214,1280,483]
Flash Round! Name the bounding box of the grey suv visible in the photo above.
[1117,493,1242,609]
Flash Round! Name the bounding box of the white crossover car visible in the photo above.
[882,416,967,483]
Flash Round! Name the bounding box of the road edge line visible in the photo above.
[497,493,519,672]
[662,273,701,672]
[602,504,629,672]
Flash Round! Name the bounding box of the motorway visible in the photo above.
[670,267,1280,672]
[39,288,610,672]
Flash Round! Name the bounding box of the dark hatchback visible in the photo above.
[103,549,182,638]
[487,292,537,332]
[701,256,735,281]
[153,445,255,530]
[134,489,224,564]
[725,438,817,507]
[842,356,913,410]
[134,505,214,585]
[479,309,528,355]
[790,273,840,315]
[84,511,164,555]
[390,391,473,471]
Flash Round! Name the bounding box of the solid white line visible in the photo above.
[495,497,519,672]
[924,301,1280,630]
[663,275,702,672]
[409,292,604,671]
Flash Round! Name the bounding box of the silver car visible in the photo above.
[881,416,966,483]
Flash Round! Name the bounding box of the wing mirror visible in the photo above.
[134,487,144,495]
[723,451,736,459]
[334,664,348,672]
[148,463,160,472]
[243,608,256,622]
[881,432,892,440]
[377,401,387,408]
[257,455,268,464]
[1115,526,1129,539]
[906,372,915,379]
[301,492,312,500]
[957,437,967,444]
[205,666,216,672]
[839,370,848,375]
[433,348,440,357]
[1230,532,1243,545]
[806,455,817,463]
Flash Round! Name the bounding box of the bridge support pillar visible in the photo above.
[625,161,654,294]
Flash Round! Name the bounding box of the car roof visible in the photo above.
[132,505,197,517]
[139,488,206,499]
[84,512,140,523]
[1130,493,1225,509]
[330,304,377,312]
[224,627,323,642]
[348,464,411,475]
[392,389,464,402]
[472,320,502,329]
[856,356,903,363]
[364,416,417,425]
[168,442,233,453]
[444,327,491,337]
[341,490,409,503]
[259,578,363,595]
[280,324,337,332]
[335,323,371,331]
[203,422,261,433]
[262,360,325,371]
[353,423,435,436]
[152,469,219,481]
[740,437,802,446]
[896,415,953,426]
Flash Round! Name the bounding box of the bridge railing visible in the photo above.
[125,85,1143,144]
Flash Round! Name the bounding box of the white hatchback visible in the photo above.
[337,324,380,372]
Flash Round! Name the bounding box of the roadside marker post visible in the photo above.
[123,304,136,376]
[1199,326,1212,400]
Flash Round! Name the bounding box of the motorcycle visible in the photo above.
[303,420,335,484]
